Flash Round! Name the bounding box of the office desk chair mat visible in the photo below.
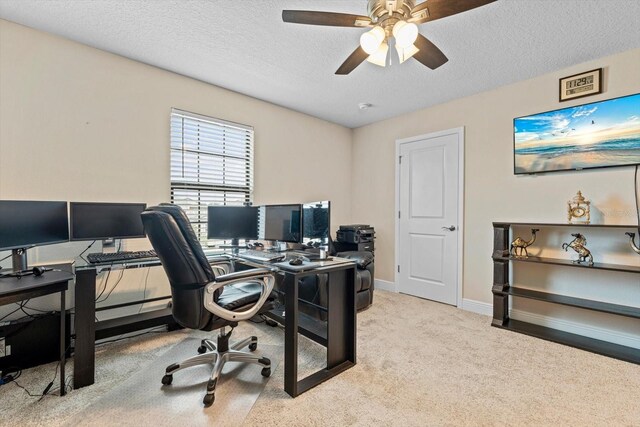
[66,337,280,427]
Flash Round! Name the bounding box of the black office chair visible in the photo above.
[141,204,276,407]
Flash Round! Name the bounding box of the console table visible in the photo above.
[492,222,640,364]
[0,270,74,395]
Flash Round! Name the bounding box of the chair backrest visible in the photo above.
[141,204,216,329]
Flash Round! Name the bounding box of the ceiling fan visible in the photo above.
[282,0,497,75]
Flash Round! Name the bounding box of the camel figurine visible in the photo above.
[510,229,539,257]
[562,233,594,265]
[625,232,640,255]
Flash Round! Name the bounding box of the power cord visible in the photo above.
[0,343,69,400]
[95,267,113,302]
[77,240,97,264]
[96,268,125,304]
[138,267,151,314]
[95,326,166,346]
[635,165,639,237]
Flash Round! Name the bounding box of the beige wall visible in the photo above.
[0,19,352,318]
[352,48,640,344]
[1,18,638,345]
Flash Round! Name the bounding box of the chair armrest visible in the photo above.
[336,251,374,269]
[208,255,232,276]
[203,268,275,322]
[215,268,274,283]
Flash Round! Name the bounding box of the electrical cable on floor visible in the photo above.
[1,341,69,400]
[95,326,167,346]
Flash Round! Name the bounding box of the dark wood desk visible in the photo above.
[73,258,180,389]
[236,257,357,397]
[0,270,73,396]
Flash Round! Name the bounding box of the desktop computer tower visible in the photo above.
[0,312,71,371]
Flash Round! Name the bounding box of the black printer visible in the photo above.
[337,224,375,243]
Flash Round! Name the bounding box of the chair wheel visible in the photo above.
[203,393,215,407]
[261,367,271,377]
[248,342,257,351]
[161,374,173,385]
[197,345,207,354]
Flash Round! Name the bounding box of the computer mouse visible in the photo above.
[289,257,303,266]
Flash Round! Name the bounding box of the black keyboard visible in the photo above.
[86,250,157,264]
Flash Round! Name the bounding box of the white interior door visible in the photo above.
[397,129,461,305]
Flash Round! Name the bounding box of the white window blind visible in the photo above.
[170,108,254,245]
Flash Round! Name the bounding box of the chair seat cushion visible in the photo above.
[217,282,270,311]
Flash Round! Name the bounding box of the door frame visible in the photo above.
[394,127,465,308]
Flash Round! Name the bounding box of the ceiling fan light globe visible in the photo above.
[393,21,418,48]
[360,26,385,54]
[366,41,389,67]
[395,44,419,64]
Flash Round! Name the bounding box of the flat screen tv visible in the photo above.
[513,93,640,174]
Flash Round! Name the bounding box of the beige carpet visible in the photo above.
[1,290,638,426]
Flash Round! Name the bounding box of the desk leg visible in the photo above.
[60,289,66,396]
[283,273,298,397]
[74,268,96,389]
[326,267,356,369]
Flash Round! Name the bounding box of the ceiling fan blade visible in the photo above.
[282,10,372,27]
[335,46,369,75]
[413,34,448,70]
[410,0,497,24]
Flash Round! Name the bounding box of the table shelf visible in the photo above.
[494,319,640,365]
[491,222,640,365]
[493,255,640,274]
[494,222,637,229]
[502,286,640,319]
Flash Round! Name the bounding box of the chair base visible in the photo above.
[161,327,271,407]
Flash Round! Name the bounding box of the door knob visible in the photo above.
[441,225,456,231]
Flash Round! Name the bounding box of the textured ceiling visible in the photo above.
[1,0,639,128]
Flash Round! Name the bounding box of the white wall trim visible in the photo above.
[394,127,465,307]
[374,279,396,292]
[459,298,640,350]
[461,298,493,316]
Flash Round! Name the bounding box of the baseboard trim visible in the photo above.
[374,279,396,292]
[461,299,493,316]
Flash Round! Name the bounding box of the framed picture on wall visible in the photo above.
[559,68,602,102]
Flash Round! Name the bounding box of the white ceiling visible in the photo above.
[1,0,639,128]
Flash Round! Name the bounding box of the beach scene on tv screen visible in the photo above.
[514,94,640,174]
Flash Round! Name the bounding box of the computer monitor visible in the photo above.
[262,204,302,243]
[0,200,69,271]
[70,202,147,241]
[207,206,259,245]
[302,201,330,242]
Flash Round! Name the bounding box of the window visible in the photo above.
[170,108,254,245]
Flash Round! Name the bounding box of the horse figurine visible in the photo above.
[510,229,539,257]
[562,233,594,265]
[625,232,640,255]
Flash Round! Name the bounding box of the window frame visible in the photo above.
[169,108,254,246]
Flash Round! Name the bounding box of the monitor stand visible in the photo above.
[11,247,29,272]
[218,238,247,255]
[267,241,288,252]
